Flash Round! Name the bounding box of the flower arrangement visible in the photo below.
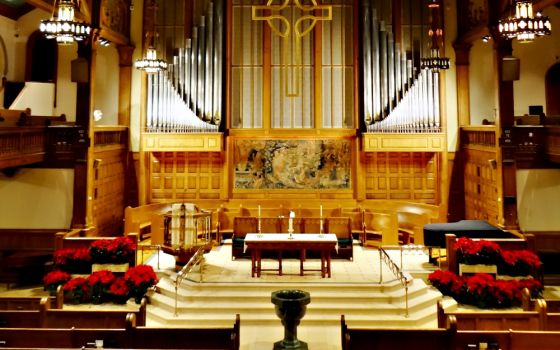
[53,248,92,274]
[89,237,136,264]
[87,270,115,304]
[108,277,130,304]
[125,264,158,303]
[43,270,71,295]
[500,250,542,277]
[63,277,91,304]
[429,270,543,308]
[455,237,502,265]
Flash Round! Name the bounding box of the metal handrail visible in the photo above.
[137,244,162,269]
[174,245,206,316]
[379,247,412,317]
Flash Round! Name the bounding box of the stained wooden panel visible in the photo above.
[363,152,438,204]
[92,148,127,236]
[463,148,499,225]
[150,152,223,202]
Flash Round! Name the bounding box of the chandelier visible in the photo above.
[39,0,91,45]
[135,0,167,73]
[498,0,551,43]
[421,0,449,72]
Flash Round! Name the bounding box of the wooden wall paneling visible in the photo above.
[149,152,224,202]
[462,148,500,225]
[363,152,438,204]
[92,148,127,235]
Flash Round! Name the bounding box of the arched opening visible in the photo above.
[545,63,560,116]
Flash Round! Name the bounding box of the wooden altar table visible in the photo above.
[244,233,338,278]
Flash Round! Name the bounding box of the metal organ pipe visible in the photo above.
[145,2,221,133]
[362,2,441,133]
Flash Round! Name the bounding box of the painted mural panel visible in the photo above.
[233,139,351,189]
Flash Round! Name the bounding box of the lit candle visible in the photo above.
[289,211,294,232]
[258,205,261,219]
[320,205,323,218]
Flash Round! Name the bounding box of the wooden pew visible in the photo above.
[0,310,41,327]
[445,233,536,275]
[0,313,240,350]
[341,315,454,350]
[510,330,560,350]
[0,228,63,287]
[126,313,240,350]
[437,300,544,331]
[124,202,174,240]
[39,296,147,328]
[0,295,56,310]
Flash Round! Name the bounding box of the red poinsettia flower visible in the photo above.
[43,270,71,287]
[87,270,115,288]
[109,277,130,297]
[90,237,137,264]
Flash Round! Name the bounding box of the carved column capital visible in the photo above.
[452,41,473,66]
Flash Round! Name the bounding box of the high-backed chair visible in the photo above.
[231,217,258,260]
[279,217,304,233]
[259,217,281,233]
[302,217,323,234]
[363,212,398,247]
[340,209,364,244]
[217,208,247,244]
[325,217,353,260]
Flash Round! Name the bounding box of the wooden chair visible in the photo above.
[279,217,304,233]
[231,217,258,260]
[325,217,353,260]
[217,208,245,244]
[340,209,364,244]
[302,217,323,234]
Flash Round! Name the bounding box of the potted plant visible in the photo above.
[43,270,71,296]
[89,237,136,270]
[86,270,115,304]
[124,264,158,304]
[53,248,92,274]
[63,277,90,304]
[500,250,542,277]
[108,277,130,304]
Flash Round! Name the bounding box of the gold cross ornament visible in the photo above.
[252,0,332,97]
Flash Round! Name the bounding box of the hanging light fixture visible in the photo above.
[498,0,551,43]
[135,0,167,73]
[421,0,450,72]
[39,0,91,45]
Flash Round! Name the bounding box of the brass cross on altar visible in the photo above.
[252,0,332,97]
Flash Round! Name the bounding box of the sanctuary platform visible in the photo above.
[145,243,444,350]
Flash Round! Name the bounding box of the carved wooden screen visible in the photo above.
[230,0,354,130]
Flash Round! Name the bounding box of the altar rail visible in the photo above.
[0,313,240,350]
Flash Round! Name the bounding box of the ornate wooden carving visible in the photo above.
[101,0,130,40]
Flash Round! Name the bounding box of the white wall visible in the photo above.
[94,44,119,126]
[517,169,560,231]
[0,169,74,228]
[469,39,497,125]
[8,9,78,120]
[513,6,560,116]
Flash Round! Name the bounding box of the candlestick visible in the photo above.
[258,205,261,218]
[320,205,323,218]
[288,211,295,238]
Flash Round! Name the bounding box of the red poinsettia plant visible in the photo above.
[43,270,71,295]
[125,265,158,303]
[87,270,115,303]
[53,248,92,274]
[108,277,130,304]
[455,237,502,265]
[429,270,543,308]
[500,250,542,277]
[89,237,136,264]
[63,277,91,304]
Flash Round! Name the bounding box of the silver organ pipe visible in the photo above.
[363,2,441,133]
[145,3,221,133]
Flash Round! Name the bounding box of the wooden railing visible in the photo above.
[94,126,128,149]
[460,126,497,150]
[0,128,46,169]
